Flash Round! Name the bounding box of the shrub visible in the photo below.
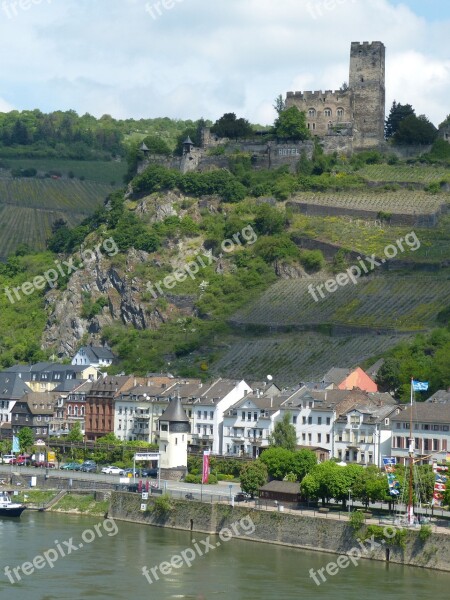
[349,509,366,531]
[151,494,174,516]
[300,249,325,272]
[419,524,432,542]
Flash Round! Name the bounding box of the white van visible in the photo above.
[1,455,15,464]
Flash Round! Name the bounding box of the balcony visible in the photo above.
[191,433,214,441]
[231,435,245,442]
[134,414,150,421]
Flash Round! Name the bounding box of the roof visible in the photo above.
[183,136,194,145]
[160,397,190,423]
[20,392,58,415]
[76,345,115,362]
[391,402,450,424]
[0,372,32,399]
[259,480,300,495]
[426,390,450,404]
[322,368,350,385]
[140,142,149,151]
[88,375,137,396]
[53,379,86,393]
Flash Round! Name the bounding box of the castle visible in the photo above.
[286,41,386,151]
[137,42,387,177]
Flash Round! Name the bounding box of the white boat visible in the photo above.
[0,491,26,517]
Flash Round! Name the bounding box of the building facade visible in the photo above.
[286,41,386,150]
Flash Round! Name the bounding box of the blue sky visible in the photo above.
[0,0,448,126]
[392,0,450,20]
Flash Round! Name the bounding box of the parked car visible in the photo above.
[122,468,142,477]
[101,466,124,475]
[16,455,32,466]
[61,462,78,470]
[234,492,251,502]
[1,455,16,464]
[80,463,97,473]
[142,468,158,478]
[33,461,56,468]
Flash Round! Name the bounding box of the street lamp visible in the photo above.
[348,489,352,515]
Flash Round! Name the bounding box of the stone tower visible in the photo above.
[349,41,385,148]
[158,396,190,470]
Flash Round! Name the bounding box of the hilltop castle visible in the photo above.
[286,41,386,151]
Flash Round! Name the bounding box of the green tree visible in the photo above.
[384,101,415,139]
[268,412,297,451]
[259,447,295,480]
[18,427,35,453]
[253,203,285,235]
[273,94,286,115]
[239,460,268,497]
[66,422,83,442]
[394,114,438,145]
[275,106,309,140]
[211,113,253,139]
[292,449,317,481]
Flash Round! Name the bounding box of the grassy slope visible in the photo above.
[3,159,127,185]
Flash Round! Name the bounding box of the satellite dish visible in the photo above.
[267,375,273,381]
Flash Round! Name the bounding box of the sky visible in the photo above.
[0,0,449,127]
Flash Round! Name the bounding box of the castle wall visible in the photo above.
[286,89,353,138]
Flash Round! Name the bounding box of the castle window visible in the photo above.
[312,123,316,130]
[307,123,310,129]
[308,108,316,117]
[337,108,344,118]
[324,108,332,117]
[328,121,332,129]
[360,76,364,82]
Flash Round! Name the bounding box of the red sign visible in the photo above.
[202,451,210,484]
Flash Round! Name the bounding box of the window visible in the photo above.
[301,433,306,441]
[210,426,213,435]
[292,416,297,424]
[317,433,322,443]
[312,123,316,130]
[326,417,331,425]
[203,411,207,420]
[433,439,439,451]
[210,411,214,420]
[326,434,330,443]
[327,121,332,129]
[337,108,344,118]
[424,439,431,451]
[247,412,252,421]
[241,412,245,420]
[318,417,322,425]
[308,108,316,117]
[253,412,257,421]
[308,433,312,442]
[324,108,332,117]
[302,416,306,425]
[396,423,401,429]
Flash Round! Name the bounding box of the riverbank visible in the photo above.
[109,492,450,572]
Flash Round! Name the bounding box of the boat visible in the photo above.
[0,491,26,517]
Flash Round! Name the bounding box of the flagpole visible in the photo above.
[407,378,414,525]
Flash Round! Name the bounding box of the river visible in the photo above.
[0,511,449,600]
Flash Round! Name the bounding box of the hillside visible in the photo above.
[0,177,113,258]
[0,150,448,392]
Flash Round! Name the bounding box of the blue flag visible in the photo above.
[12,436,20,453]
[412,380,429,391]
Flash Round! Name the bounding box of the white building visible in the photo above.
[71,345,115,369]
[280,387,397,466]
[189,379,252,454]
[158,397,190,470]
[222,387,286,458]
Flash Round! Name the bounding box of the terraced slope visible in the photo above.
[0,179,111,258]
[358,164,450,184]
[212,332,405,387]
[231,276,450,333]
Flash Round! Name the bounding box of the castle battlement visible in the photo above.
[286,90,350,102]
[351,41,384,49]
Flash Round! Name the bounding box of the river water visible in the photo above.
[0,511,449,600]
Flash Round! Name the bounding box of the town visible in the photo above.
[0,344,448,473]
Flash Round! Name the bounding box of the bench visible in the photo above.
[318,507,330,514]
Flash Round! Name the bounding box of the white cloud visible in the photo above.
[0,0,448,125]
